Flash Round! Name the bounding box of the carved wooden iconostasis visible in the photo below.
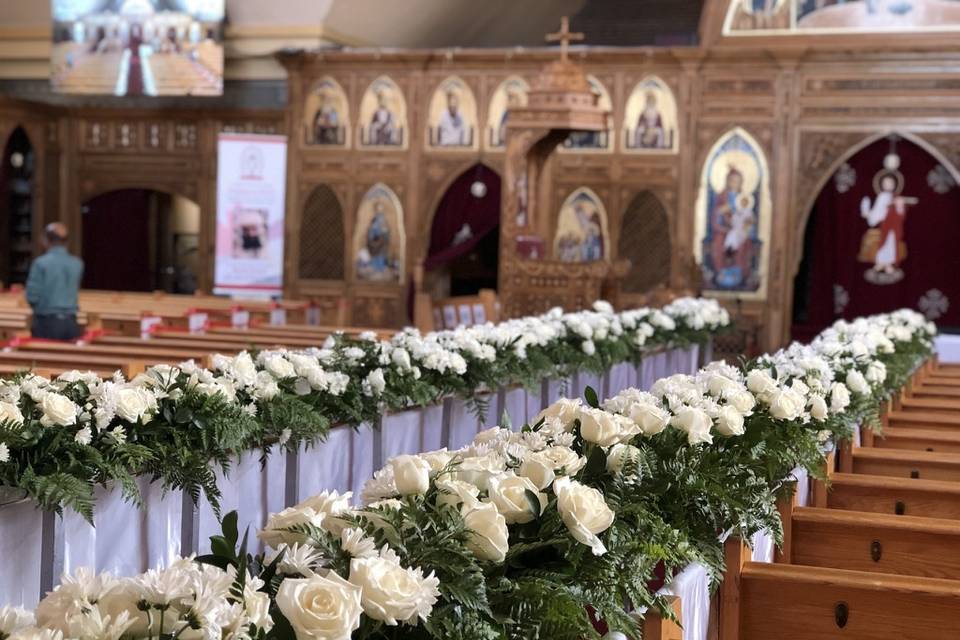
[4,0,960,349]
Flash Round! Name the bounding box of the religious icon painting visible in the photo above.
[486,76,529,149]
[553,188,610,263]
[303,77,350,147]
[726,0,960,34]
[857,146,917,285]
[358,76,408,149]
[694,127,772,299]
[623,76,679,154]
[353,183,405,282]
[561,75,613,153]
[427,76,479,150]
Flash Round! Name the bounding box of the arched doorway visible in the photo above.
[0,127,34,286]
[81,189,200,292]
[792,135,960,340]
[618,190,671,295]
[299,184,345,280]
[424,164,501,297]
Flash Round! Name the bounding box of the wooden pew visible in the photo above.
[874,427,960,454]
[887,410,960,431]
[824,472,960,520]
[736,562,960,639]
[95,335,248,354]
[0,351,143,378]
[789,507,960,580]
[14,341,213,367]
[851,447,960,482]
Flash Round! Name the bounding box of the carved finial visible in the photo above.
[545,16,584,63]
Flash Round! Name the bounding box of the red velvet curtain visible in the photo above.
[82,189,152,291]
[793,138,960,340]
[424,164,501,270]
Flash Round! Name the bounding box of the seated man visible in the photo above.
[25,223,84,340]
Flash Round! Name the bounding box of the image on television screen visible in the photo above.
[51,0,225,97]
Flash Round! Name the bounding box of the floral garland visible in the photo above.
[0,298,729,520]
[0,308,934,639]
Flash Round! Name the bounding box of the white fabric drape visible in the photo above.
[659,562,711,640]
[0,497,43,608]
[750,466,811,563]
[501,386,529,430]
[382,409,423,461]
[607,362,632,398]
[197,452,270,555]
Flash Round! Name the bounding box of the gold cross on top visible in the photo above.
[545,16,584,63]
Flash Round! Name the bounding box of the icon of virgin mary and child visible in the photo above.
[356,199,399,281]
[705,164,761,290]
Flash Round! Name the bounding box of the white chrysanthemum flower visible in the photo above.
[266,543,325,578]
[340,528,377,559]
[73,426,93,446]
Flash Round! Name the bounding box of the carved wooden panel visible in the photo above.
[299,184,346,280]
[619,191,671,294]
[351,292,403,328]
[793,130,873,233]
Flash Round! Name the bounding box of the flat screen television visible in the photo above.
[51,0,224,97]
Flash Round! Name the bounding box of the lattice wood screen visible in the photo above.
[618,191,671,293]
[299,184,345,280]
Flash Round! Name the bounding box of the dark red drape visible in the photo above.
[82,189,152,291]
[794,138,960,339]
[424,164,501,270]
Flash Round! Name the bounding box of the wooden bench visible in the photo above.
[850,447,960,482]
[736,562,960,639]
[789,507,960,580]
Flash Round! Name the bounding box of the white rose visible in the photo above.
[577,407,621,447]
[391,348,412,370]
[581,340,596,356]
[518,455,556,490]
[553,477,615,556]
[258,507,325,549]
[768,388,805,421]
[606,443,641,474]
[715,406,745,437]
[830,382,851,413]
[849,340,869,359]
[534,398,581,429]
[419,449,453,474]
[462,502,509,562]
[866,361,887,384]
[627,402,670,436]
[706,374,738,397]
[453,454,505,491]
[487,474,547,524]
[389,455,431,496]
[297,490,352,535]
[809,394,829,421]
[746,370,778,398]
[265,355,296,379]
[0,401,24,427]
[275,574,362,640]
[349,552,440,626]
[727,390,757,414]
[40,394,78,427]
[846,370,870,395]
[232,352,259,386]
[435,479,480,510]
[670,407,713,445]
[115,388,151,423]
[536,446,587,475]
